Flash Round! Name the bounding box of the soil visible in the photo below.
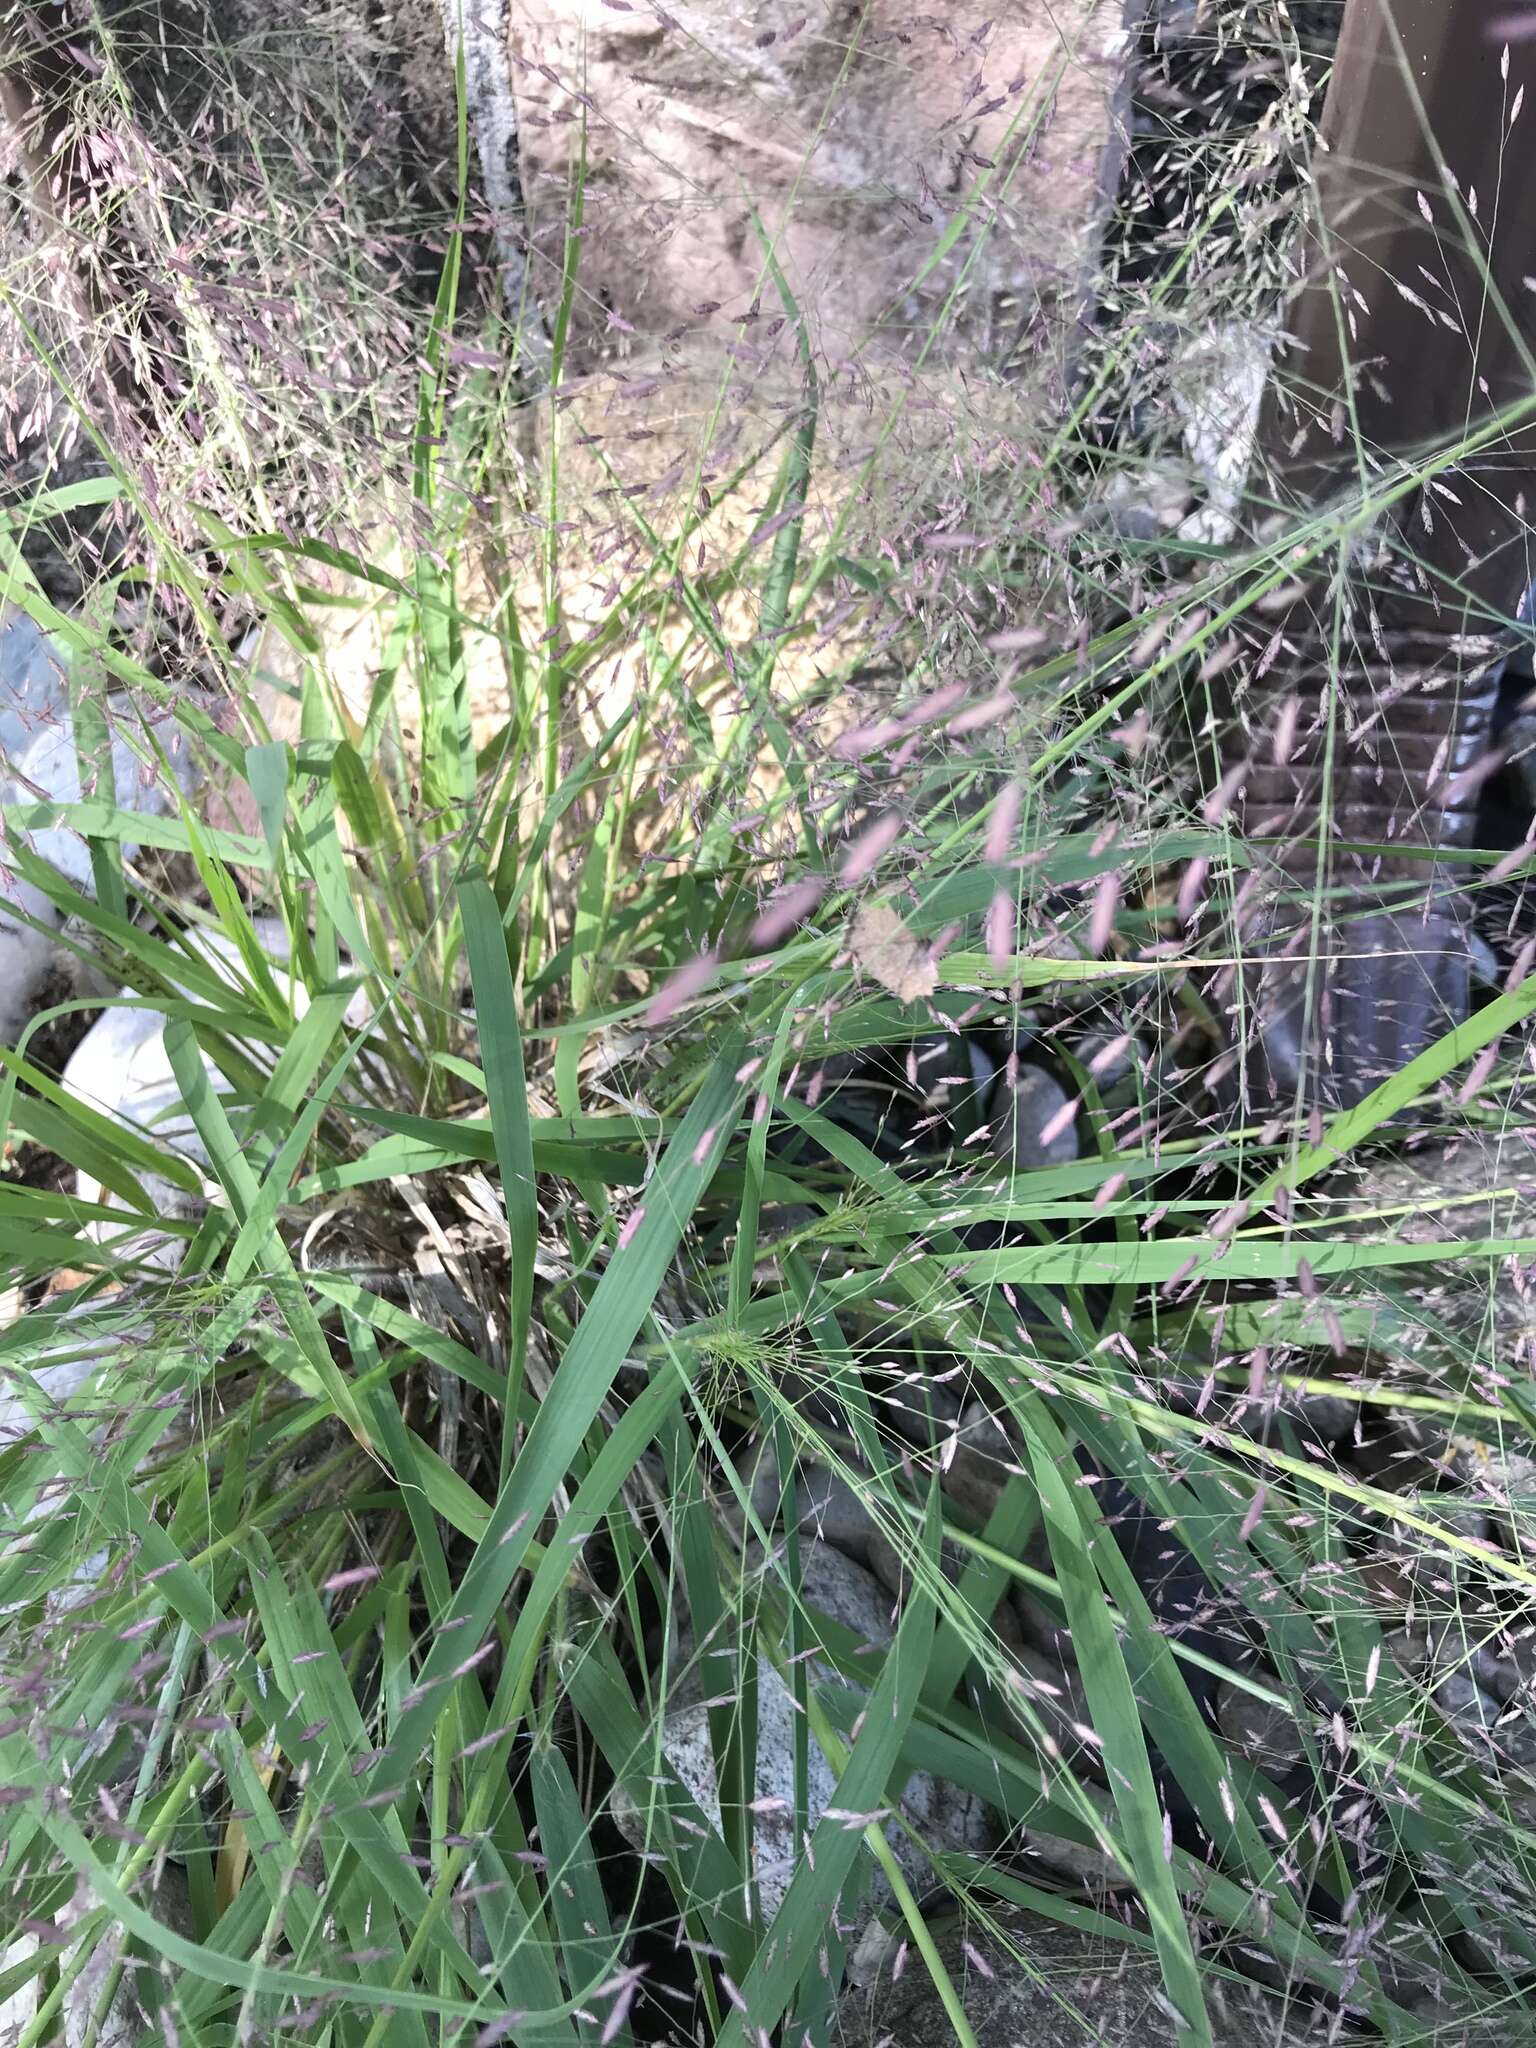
[510,0,1130,378]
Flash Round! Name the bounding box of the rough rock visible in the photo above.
[1341,1132,1536,1360]
[0,1304,160,1688]
[846,1491,1103,1783]
[0,1310,135,1453]
[746,1445,877,1564]
[510,0,1134,371]
[60,1864,194,2048]
[1348,1135,1536,1246]
[0,604,67,764]
[864,1527,1031,1663]
[1013,1581,1076,1664]
[1383,1627,1434,1684]
[63,995,209,1259]
[833,1907,1332,2046]
[1454,1620,1536,1707]
[0,609,73,1040]
[1215,1677,1306,1774]
[612,1542,994,1914]
[881,1376,962,1451]
[0,620,199,1044]
[11,696,198,895]
[1012,1804,1131,1894]
[1201,1382,1357,1451]
[1067,1027,1144,1095]
[1434,1671,1536,1784]
[61,920,317,1262]
[1470,932,1502,988]
[990,1061,1080,1173]
[956,1398,1011,1465]
[0,876,64,1048]
[1358,1493,1497,1601]
[1379,1625,1505,1697]
[1003,1639,1104,1781]
[0,1862,194,2048]
[1332,1137,1536,1540]
[28,1867,192,2039]
[1169,318,1273,545]
[1360,1416,1536,1516]
[940,1402,1030,1525]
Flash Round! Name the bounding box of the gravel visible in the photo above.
[834,1907,1334,2046]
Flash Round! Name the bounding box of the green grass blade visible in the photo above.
[1029,1437,1212,2047]
[713,1493,942,2047]
[459,870,538,1477]
[374,1040,746,1793]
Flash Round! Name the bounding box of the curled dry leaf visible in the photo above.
[849,904,938,1003]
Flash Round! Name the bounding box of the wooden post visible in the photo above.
[1234,0,1536,1109]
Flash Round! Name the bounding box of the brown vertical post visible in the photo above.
[1235,0,1536,1110]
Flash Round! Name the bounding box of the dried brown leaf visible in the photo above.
[850,904,937,1003]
